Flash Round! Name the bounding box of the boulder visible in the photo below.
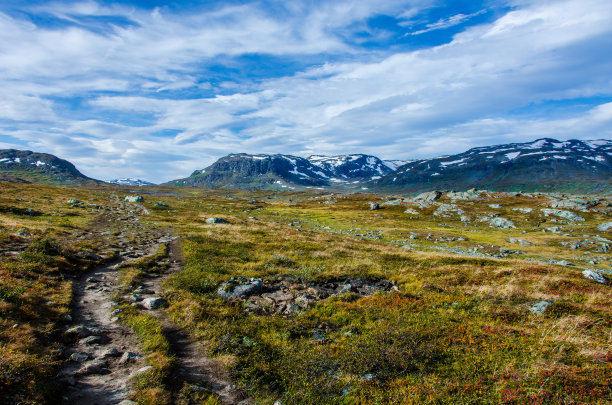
[489,217,515,229]
[414,191,442,202]
[582,270,610,285]
[447,188,481,201]
[206,217,230,224]
[368,202,380,210]
[79,359,109,375]
[142,297,168,310]
[119,351,143,364]
[530,301,553,315]
[124,195,144,202]
[540,209,585,222]
[217,278,263,299]
[598,222,612,232]
[512,207,533,214]
[488,204,502,209]
[404,208,419,215]
[508,238,533,246]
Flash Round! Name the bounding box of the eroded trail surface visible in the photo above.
[60,203,250,405]
[141,241,252,405]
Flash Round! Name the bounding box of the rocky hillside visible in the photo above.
[376,138,612,194]
[166,153,393,189]
[0,149,99,185]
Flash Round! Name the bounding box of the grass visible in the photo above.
[1,182,611,404]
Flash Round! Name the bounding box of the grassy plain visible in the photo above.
[0,182,610,404]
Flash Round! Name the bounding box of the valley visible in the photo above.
[0,182,610,404]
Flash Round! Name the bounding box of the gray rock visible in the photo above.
[598,222,612,232]
[433,204,464,217]
[142,297,168,310]
[218,278,263,299]
[582,270,610,285]
[488,204,502,209]
[133,366,153,376]
[101,348,122,358]
[80,335,105,345]
[368,202,380,210]
[414,191,442,202]
[447,188,481,201]
[404,208,419,215]
[295,294,316,309]
[541,208,585,222]
[550,198,591,211]
[206,217,230,224]
[124,195,144,202]
[80,359,108,375]
[543,226,563,233]
[512,207,533,214]
[530,301,553,315]
[489,217,515,229]
[119,351,143,364]
[78,252,101,260]
[65,325,94,338]
[70,352,90,362]
[508,238,533,246]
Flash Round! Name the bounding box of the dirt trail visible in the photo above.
[60,204,251,404]
[140,240,252,405]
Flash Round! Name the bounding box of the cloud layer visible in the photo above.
[0,0,611,182]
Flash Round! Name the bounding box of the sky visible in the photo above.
[1,0,611,183]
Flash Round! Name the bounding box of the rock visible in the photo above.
[460,215,471,223]
[404,208,419,215]
[488,204,502,209]
[282,303,301,315]
[262,291,293,302]
[16,231,30,236]
[80,359,108,375]
[119,351,143,364]
[206,217,230,224]
[582,270,610,285]
[217,278,263,299]
[67,199,81,204]
[530,301,553,315]
[447,188,481,201]
[154,202,169,207]
[550,198,592,211]
[368,202,380,210]
[78,252,101,260]
[489,217,515,229]
[65,325,93,338]
[508,238,533,246]
[142,297,168,310]
[338,284,353,294]
[70,352,90,362]
[543,226,563,233]
[414,191,442,202]
[598,222,612,232]
[134,366,153,376]
[512,207,533,214]
[124,195,144,202]
[101,348,122,358]
[433,204,464,217]
[80,335,105,345]
[295,294,317,309]
[541,209,585,222]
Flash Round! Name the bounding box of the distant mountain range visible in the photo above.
[109,178,156,186]
[2,138,611,193]
[164,153,395,189]
[376,138,612,194]
[0,149,98,185]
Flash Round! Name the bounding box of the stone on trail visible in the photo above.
[69,352,89,362]
[119,351,143,364]
[142,297,168,310]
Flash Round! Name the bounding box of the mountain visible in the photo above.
[0,149,99,185]
[109,178,156,186]
[376,138,612,194]
[308,154,392,180]
[383,159,412,170]
[165,153,391,189]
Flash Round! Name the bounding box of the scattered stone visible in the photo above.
[218,278,263,299]
[512,207,533,214]
[489,217,515,229]
[530,301,553,315]
[598,222,612,232]
[65,325,93,338]
[543,226,563,233]
[80,335,105,345]
[404,208,419,215]
[433,204,464,217]
[70,352,90,362]
[206,217,230,224]
[80,359,108,375]
[488,204,502,209]
[447,188,481,201]
[124,195,144,202]
[101,348,122,358]
[119,351,143,364]
[541,208,585,222]
[414,190,442,202]
[582,270,610,285]
[508,238,533,246]
[550,198,592,211]
[142,297,168,310]
[368,202,380,210]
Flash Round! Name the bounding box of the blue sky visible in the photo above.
[0,0,611,182]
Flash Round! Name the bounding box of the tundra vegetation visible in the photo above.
[0,182,610,404]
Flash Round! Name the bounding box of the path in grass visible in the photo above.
[140,239,252,405]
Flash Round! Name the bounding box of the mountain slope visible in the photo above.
[308,154,392,180]
[0,149,99,185]
[376,138,612,193]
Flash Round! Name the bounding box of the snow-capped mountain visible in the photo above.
[376,138,612,193]
[166,153,393,189]
[308,154,392,180]
[383,159,412,170]
[0,149,98,185]
[109,178,156,186]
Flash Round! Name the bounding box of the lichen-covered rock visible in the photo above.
[217,278,263,299]
[598,222,612,232]
[142,297,168,310]
[489,217,515,229]
[414,191,442,202]
[530,301,553,315]
[369,202,380,210]
[540,208,585,222]
[582,270,610,285]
